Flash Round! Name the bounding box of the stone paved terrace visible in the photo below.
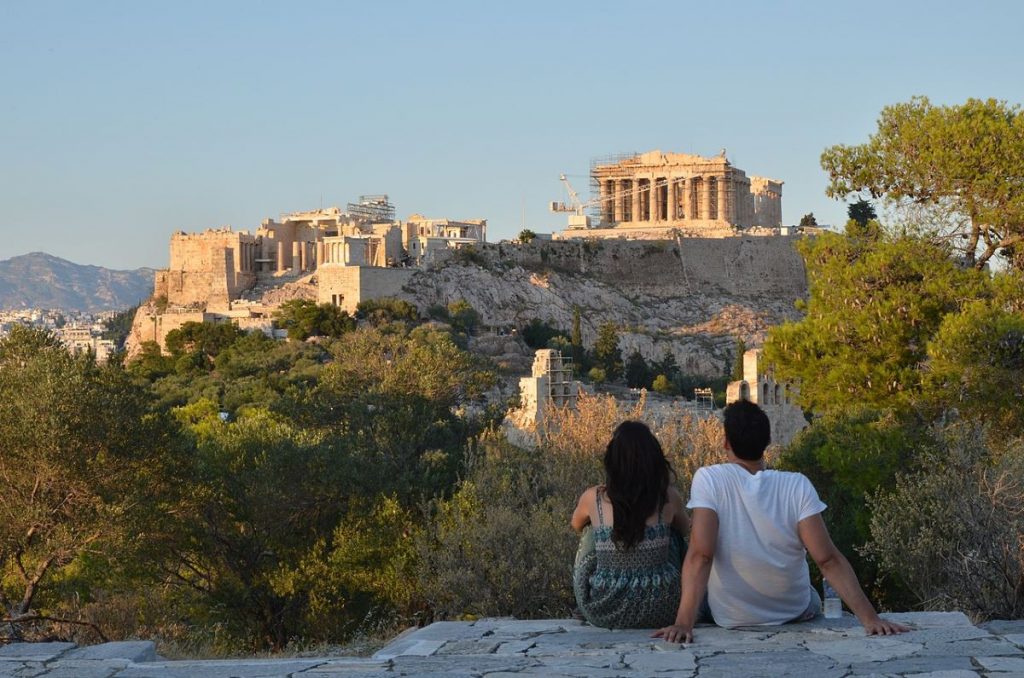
[2,613,1024,677]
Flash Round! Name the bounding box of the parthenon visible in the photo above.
[559,150,783,239]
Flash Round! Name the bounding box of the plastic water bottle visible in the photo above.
[822,578,842,618]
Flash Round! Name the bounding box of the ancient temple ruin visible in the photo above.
[558,150,783,239]
[506,349,584,431]
[726,348,807,447]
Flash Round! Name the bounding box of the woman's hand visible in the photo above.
[652,624,693,644]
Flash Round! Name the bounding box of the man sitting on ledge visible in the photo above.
[654,400,909,643]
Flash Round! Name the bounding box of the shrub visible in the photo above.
[520,318,567,349]
[416,394,725,620]
[867,425,1024,619]
[355,298,418,325]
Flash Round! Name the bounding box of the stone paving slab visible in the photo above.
[2,613,1024,676]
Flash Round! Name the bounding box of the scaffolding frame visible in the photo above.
[346,194,396,223]
[538,352,577,406]
[589,152,638,223]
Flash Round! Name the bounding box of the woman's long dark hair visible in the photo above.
[603,420,674,549]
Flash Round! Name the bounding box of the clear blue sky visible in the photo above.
[2,0,1022,269]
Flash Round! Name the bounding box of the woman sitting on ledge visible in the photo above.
[571,420,689,629]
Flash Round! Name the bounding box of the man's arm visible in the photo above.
[797,514,909,635]
[653,507,718,643]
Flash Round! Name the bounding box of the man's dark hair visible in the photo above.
[723,400,771,460]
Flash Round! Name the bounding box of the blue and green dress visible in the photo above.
[573,488,685,629]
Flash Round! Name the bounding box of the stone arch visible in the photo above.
[740,382,750,401]
[775,384,783,403]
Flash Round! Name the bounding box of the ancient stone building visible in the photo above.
[403,214,488,265]
[153,197,483,313]
[726,348,807,448]
[559,150,783,239]
[507,349,583,429]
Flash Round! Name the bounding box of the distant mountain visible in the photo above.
[0,252,154,312]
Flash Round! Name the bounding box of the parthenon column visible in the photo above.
[626,179,634,222]
[651,177,660,223]
[680,178,689,220]
[614,179,625,222]
[701,176,712,221]
[718,175,731,224]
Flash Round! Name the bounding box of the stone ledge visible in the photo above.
[0,613,1021,676]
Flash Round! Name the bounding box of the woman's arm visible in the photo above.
[571,487,595,532]
[668,487,690,534]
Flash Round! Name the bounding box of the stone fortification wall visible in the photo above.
[163,231,259,307]
[463,236,807,299]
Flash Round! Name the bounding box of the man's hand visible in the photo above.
[652,624,693,644]
[862,617,911,636]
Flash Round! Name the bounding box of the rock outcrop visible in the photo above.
[404,237,808,377]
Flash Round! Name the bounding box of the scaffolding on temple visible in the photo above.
[346,194,396,223]
[589,152,637,224]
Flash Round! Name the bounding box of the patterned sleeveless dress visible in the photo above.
[573,488,685,629]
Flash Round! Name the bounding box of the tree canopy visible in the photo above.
[821,96,1024,269]
[763,231,988,413]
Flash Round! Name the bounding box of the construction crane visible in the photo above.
[549,172,700,230]
[548,174,593,229]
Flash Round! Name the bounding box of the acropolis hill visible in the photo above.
[126,150,812,376]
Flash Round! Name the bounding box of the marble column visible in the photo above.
[701,177,711,221]
[614,179,625,222]
[292,242,301,272]
[631,180,640,222]
[277,241,286,271]
[680,179,689,220]
[651,177,660,223]
[718,175,730,224]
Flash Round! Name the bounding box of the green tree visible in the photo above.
[571,306,583,349]
[588,367,607,384]
[847,199,877,226]
[763,231,987,413]
[355,297,418,325]
[274,299,356,340]
[520,318,566,350]
[446,299,481,335]
[778,407,920,606]
[165,321,245,366]
[923,289,1024,433]
[652,374,673,394]
[517,229,537,243]
[592,322,622,380]
[798,212,818,227]
[731,337,747,381]
[102,305,139,349]
[0,327,187,626]
[821,96,1024,269]
[624,350,651,388]
[127,340,174,380]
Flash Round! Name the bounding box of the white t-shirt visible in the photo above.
[687,463,827,628]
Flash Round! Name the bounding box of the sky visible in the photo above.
[1,0,1022,270]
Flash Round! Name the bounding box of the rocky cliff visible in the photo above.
[402,237,808,377]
